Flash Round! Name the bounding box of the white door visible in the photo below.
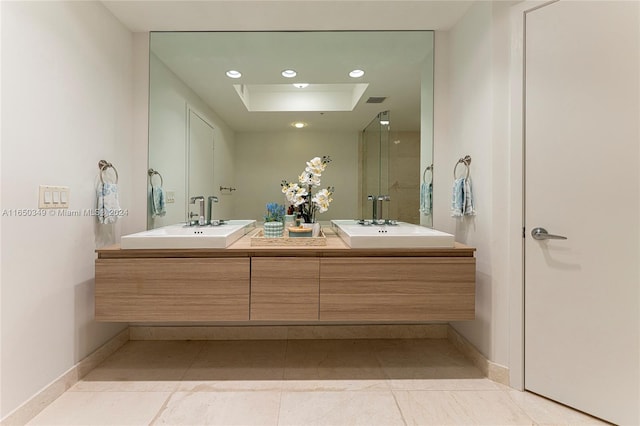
[524,1,639,424]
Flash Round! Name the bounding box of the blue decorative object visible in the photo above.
[264,203,286,223]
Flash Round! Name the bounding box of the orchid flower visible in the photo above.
[282,156,333,223]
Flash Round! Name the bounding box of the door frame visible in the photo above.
[507,0,559,391]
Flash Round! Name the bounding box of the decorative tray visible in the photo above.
[250,228,327,246]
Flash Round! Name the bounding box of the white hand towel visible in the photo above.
[451,178,465,217]
[463,178,475,216]
[420,181,432,215]
[97,182,121,224]
[451,177,476,218]
[151,185,166,218]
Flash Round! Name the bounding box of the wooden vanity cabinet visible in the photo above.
[95,258,250,321]
[94,237,476,323]
[250,257,319,320]
[319,257,475,321]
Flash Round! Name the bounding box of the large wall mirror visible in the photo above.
[148,31,434,230]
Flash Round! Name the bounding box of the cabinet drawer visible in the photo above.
[251,257,320,320]
[95,258,250,321]
[319,257,475,321]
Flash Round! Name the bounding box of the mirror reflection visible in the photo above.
[148,31,434,229]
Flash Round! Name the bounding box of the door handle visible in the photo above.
[531,227,567,240]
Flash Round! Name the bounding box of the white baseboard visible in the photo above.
[1,328,129,426]
[447,325,510,386]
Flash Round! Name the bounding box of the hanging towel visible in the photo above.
[451,177,475,217]
[451,178,465,217]
[151,185,166,218]
[419,181,433,216]
[97,182,121,224]
[463,178,475,216]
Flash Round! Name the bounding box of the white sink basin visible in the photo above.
[331,220,455,248]
[120,220,256,249]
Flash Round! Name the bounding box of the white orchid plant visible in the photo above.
[281,156,334,223]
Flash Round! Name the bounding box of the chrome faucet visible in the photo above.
[368,194,390,224]
[207,196,219,225]
[367,195,377,223]
[189,196,205,226]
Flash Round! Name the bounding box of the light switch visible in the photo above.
[39,185,70,209]
[166,190,176,204]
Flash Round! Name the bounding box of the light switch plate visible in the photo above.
[39,185,69,209]
[166,190,175,204]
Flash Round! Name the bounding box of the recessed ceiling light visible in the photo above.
[293,83,309,89]
[282,69,297,78]
[349,69,365,78]
[225,70,242,79]
[292,122,307,128]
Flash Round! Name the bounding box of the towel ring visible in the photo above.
[453,155,472,179]
[98,160,118,184]
[422,164,433,183]
[148,168,164,186]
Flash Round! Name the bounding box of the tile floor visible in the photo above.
[28,339,607,425]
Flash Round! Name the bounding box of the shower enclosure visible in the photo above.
[360,110,425,225]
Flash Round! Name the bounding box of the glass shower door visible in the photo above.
[361,110,422,225]
[361,111,389,220]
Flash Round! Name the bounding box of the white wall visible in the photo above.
[0,1,137,418]
[235,131,359,222]
[433,2,514,367]
[148,53,236,227]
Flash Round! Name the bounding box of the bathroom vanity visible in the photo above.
[94,228,475,323]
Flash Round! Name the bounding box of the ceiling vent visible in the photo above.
[366,96,387,104]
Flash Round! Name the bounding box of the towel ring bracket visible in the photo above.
[422,164,433,183]
[453,155,471,179]
[148,168,164,187]
[98,160,119,184]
